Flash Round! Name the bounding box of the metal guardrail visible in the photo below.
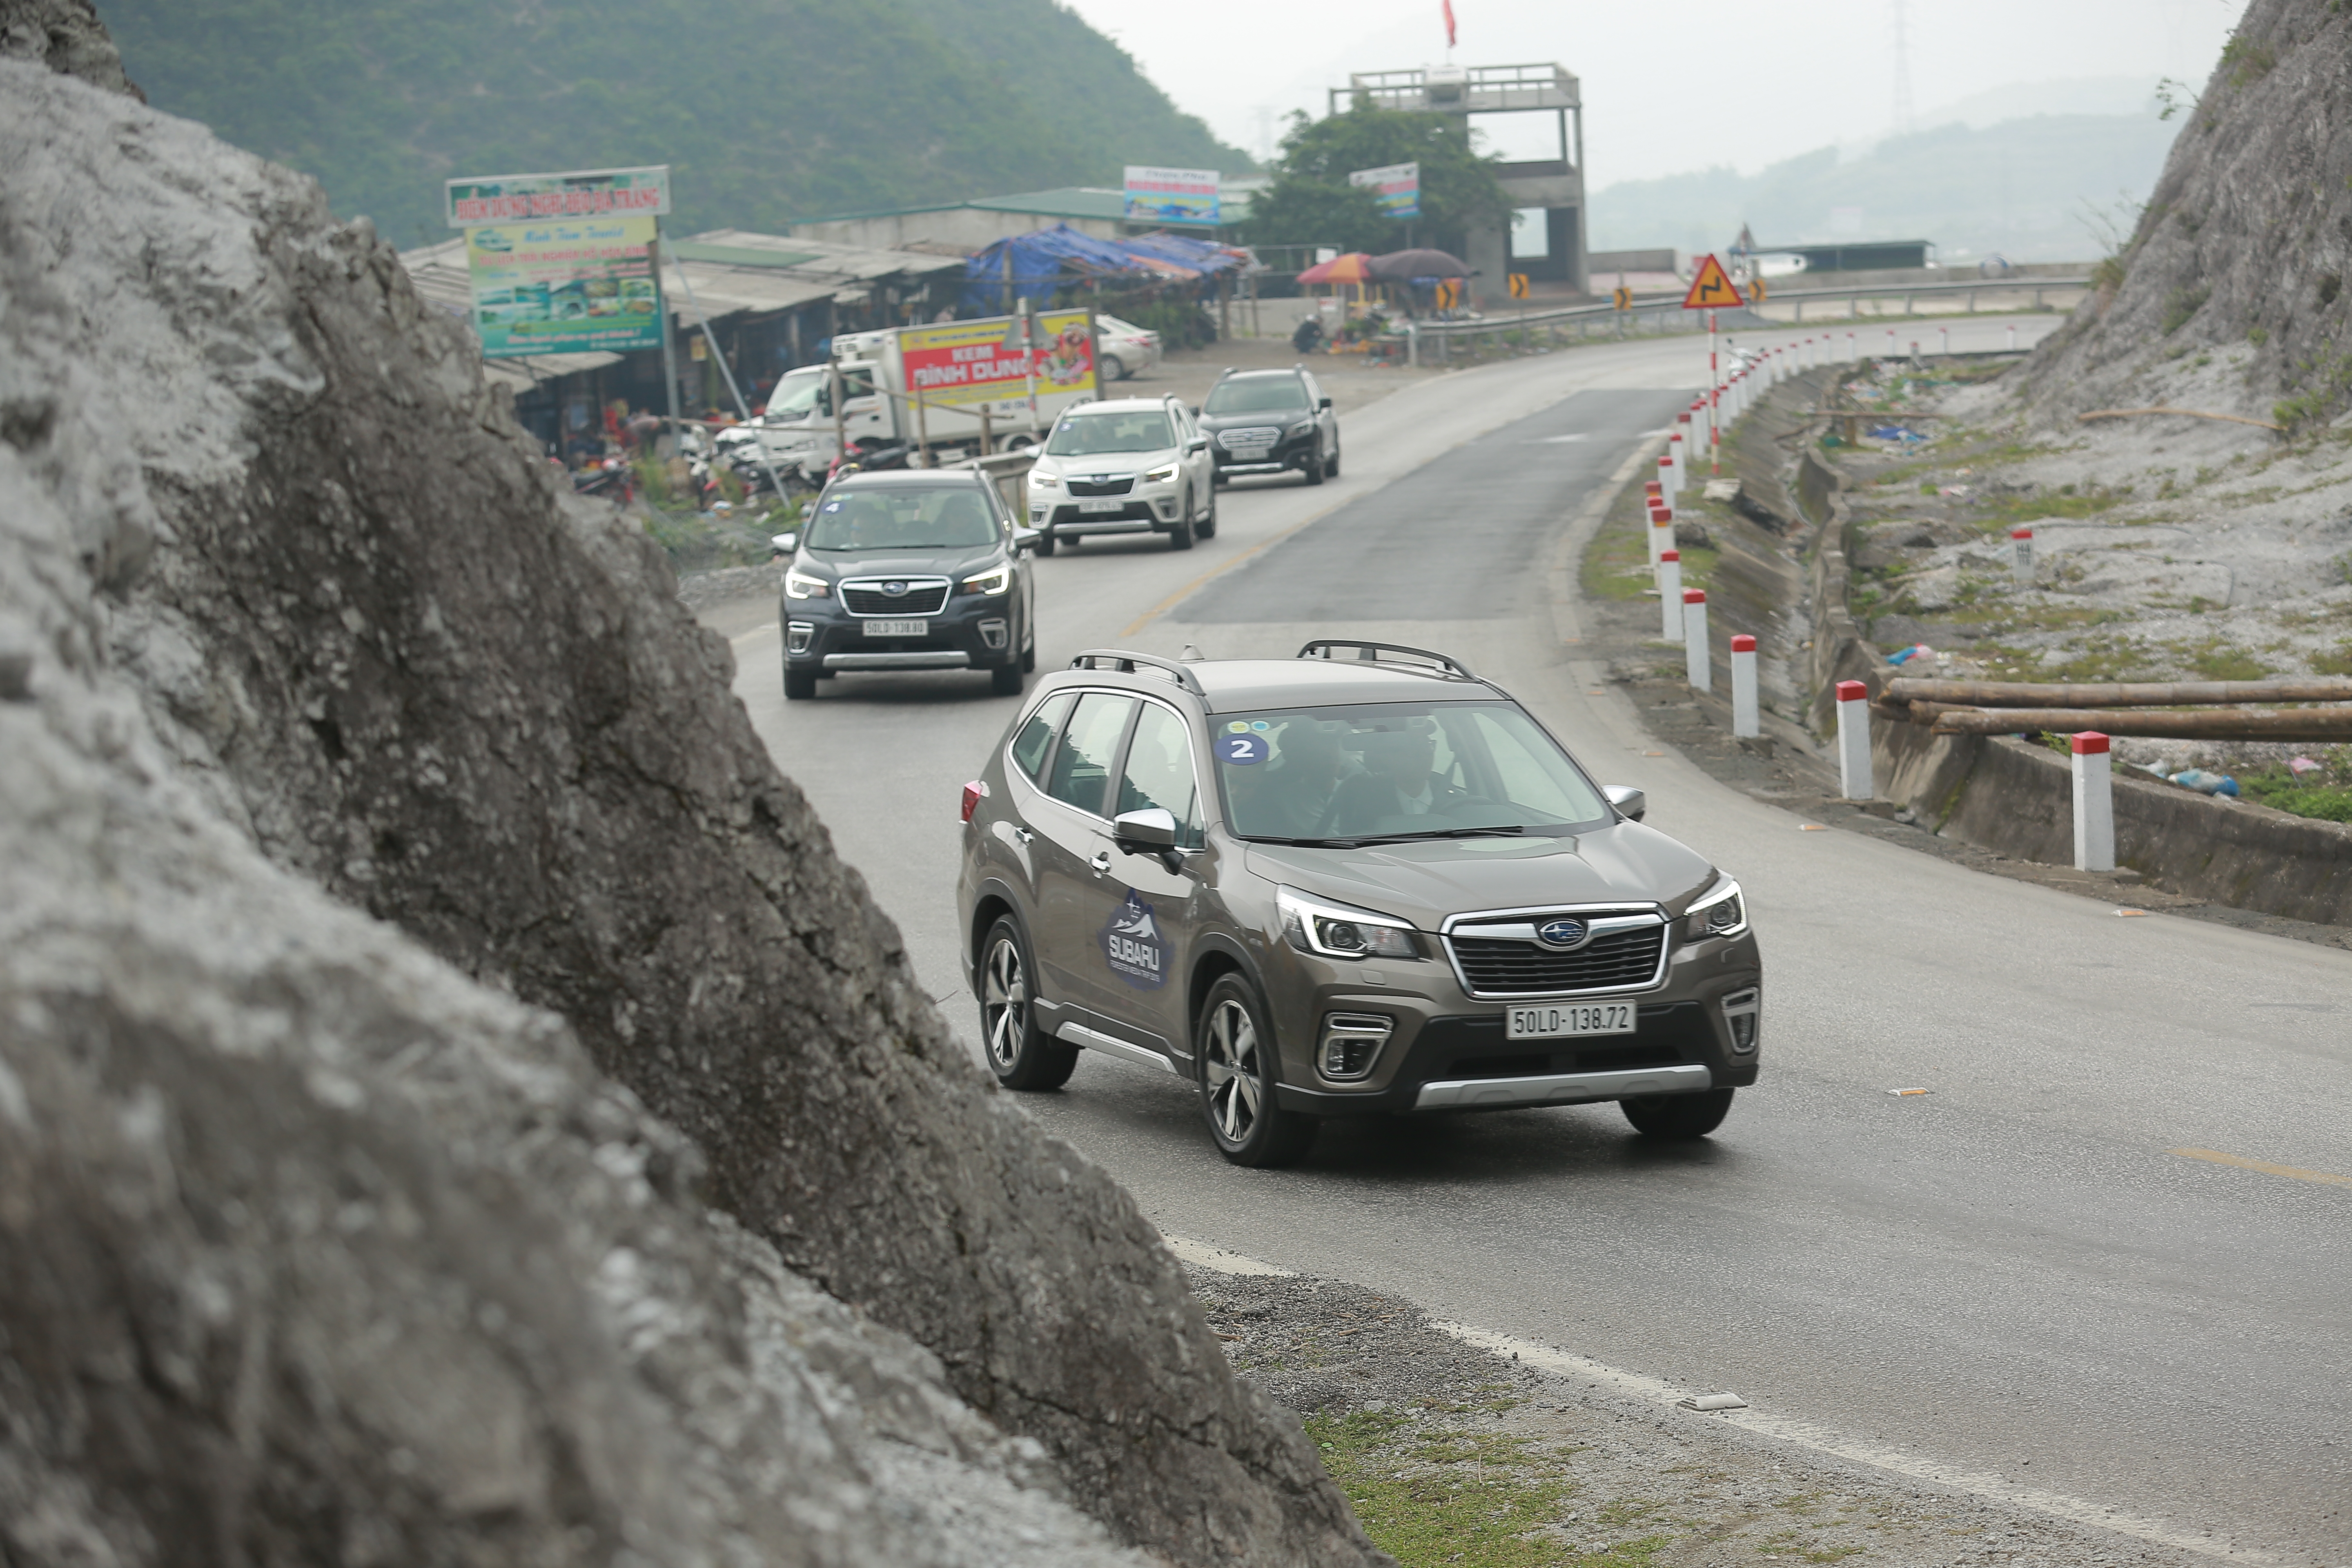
[1401,272,2096,354]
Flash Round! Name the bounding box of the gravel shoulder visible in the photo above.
[1183,1261,2208,1568]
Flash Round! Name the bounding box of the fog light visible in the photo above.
[1318,1013,1392,1080]
[978,619,1009,650]
[786,621,814,655]
[1721,987,1760,1055]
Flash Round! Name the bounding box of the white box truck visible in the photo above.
[728,307,1100,477]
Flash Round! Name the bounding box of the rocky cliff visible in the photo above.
[2025,0,2352,429]
[0,8,1384,1564]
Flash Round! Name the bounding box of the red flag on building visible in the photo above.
[1442,0,1457,48]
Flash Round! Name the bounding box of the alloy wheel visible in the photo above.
[982,936,1028,1071]
[1203,998,1263,1144]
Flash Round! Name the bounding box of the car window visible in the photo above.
[805,485,999,550]
[1212,702,1610,841]
[1042,693,1136,815]
[1010,692,1074,781]
[1203,376,1309,416]
[1046,410,1174,456]
[1116,704,1205,849]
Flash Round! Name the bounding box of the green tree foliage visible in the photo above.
[1242,100,1510,259]
[100,0,1250,249]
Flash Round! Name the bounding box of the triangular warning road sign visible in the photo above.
[1683,254,1744,310]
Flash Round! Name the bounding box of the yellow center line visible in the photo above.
[1115,493,1354,640]
[2170,1147,2352,1188]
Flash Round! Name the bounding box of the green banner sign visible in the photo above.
[465,215,664,359]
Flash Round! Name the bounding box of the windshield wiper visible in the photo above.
[1348,826,1529,844]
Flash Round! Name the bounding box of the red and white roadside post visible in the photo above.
[1658,549,1684,640]
[1939,326,1950,358]
[1683,590,1711,692]
[1657,452,1677,508]
[1835,679,1873,800]
[1648,503,1674,566]
[1847,330,1858,364]
[2010,526,2035,585]
[2071,732,2115,872]
[1885,326,1898,360]
[1668,429,1686,491]
[2007,323,2018,352]
[1730,634,1760,736]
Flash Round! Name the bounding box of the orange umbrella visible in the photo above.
[1297,252,1376,285]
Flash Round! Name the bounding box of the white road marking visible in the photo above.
[1168,1232,2279,1562]
[1434,1321,2282,1564]
[730,622,778,646]
[1162,1233,1295,1276]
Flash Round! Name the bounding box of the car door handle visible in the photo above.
[1089,851,1112,874]
[1014,826,1034,844]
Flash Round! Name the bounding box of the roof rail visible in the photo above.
[1296,639,1478,682]
[1068,648,1208,694]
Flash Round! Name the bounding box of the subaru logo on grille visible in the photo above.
[882,580,908,597]
[1536,918,1590,950]
[1092,474,1110,483]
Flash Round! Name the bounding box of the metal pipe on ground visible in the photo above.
[1885,677,2352,709]
[1927,707,2352,741]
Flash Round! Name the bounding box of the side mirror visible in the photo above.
[1113,807,1178,851]
[770,531,798,557]
[1318,395,1334,410]
[1603,785,1646,823]
[1186,438,1208,454]
[1013,526,1042,553]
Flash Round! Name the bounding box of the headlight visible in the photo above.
[1029,471,1060,488]
[1285,419,1316,439]
[1141,462,1178,483]
[1278,886,1421,961]
[784,568,831,599]
[1685,878,1747,940]
[960,562,1012,597]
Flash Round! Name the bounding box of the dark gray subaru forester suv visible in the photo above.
[954,642,1762,1167]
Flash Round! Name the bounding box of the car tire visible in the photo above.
[1212,469,1228,488]
[1303,442,1326,486]
[991,662,1025,695]
[1103,353,1127,382]
[1033,527,1057,557]
[1197,483,1217,539]
[784,664,817,701]
[980,916,1078,1090]
[1620,1087,1734,1139]
[1167,499,1195,551]
[1326,444,1341,479]
[1196,973,1318,1168]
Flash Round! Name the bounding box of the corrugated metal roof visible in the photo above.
[786,186,1254,229]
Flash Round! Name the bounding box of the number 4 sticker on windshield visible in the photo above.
[1216,733,1266,765]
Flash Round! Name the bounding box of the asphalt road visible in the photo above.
[718,316,2352,1565]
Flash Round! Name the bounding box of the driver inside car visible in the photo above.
[1327,721,1470,833]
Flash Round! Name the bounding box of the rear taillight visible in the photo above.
[960,779,987,823]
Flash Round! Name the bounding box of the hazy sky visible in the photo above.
[1061,0,2250,185]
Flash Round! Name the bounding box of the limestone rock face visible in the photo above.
[2024,0,2352,425]
[0,34,1383,1568]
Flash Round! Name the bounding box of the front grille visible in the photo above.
[1216,426,1281,450]
[841,581,949,616]
[1065,476,1134,497]
[1446,925,1666,997]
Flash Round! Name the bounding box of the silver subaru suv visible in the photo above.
[954,643,1762,1167]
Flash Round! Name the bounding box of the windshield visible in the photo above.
[1212,701,1611,842]
[765,367,827,420]
[1045,408,1174,456]
[1203,377,1309,416]
[804,485,1000,551]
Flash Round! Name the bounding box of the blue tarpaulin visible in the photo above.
[961,223,1245,313]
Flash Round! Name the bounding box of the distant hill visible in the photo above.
[100,0,1251,249]
[1592,112,2176,265]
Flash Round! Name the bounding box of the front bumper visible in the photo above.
[1261,927,1763,1117]
[1210,430,1317,476]
[1029,484,1184,533]
[783,594,1017,670]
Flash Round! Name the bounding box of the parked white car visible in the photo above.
[1095,314,1162,381]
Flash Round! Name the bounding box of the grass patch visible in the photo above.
[2313,642,2352,676]
[1309,1409,1672,1568]
[2239,749,2352,823]
[2180,639,2272,682]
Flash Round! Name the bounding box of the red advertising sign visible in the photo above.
[899,310,1098,408]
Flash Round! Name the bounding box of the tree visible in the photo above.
[1243,100,1512,259]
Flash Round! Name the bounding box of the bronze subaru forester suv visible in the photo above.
[954,643,1762,1167]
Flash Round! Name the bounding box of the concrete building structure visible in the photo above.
[1330,63,1586,305]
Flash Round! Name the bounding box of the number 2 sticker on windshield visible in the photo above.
[1217,734,1266,765]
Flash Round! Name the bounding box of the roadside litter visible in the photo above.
[1886,643,1933,666]
[2169,768,2241,797]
